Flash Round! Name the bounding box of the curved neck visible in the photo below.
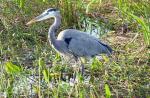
[48,15,61,46]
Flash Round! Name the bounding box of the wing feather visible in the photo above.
[68,36,107,57]
[57,29,111,57]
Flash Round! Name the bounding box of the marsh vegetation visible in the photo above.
[0,0,150,97]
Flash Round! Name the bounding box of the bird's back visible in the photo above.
[57,29,95,40]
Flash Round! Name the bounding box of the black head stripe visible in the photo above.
[47,8,58,12]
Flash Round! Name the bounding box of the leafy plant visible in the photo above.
[5,62,22,74]
[105,84,111,98]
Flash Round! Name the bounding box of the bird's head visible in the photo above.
[26,8,60,25]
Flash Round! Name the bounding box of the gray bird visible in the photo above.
[27,8,112,71]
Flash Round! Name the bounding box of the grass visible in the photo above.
[0,0,150,97]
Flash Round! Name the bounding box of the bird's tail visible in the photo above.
[104,44,113,54]
[99,41,113,55]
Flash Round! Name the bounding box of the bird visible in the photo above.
[26,8,112,74]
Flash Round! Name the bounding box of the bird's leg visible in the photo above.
[79,58,85,76]
[81,63,84,76]
[73,62,77,81]
[72,56,78,80]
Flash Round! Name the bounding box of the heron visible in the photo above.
[26,8,112,75]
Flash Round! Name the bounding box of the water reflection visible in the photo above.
[81,17,109,38]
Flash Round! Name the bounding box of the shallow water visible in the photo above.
[81,18,109,38]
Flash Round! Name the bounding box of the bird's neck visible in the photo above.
[48,15,61,46]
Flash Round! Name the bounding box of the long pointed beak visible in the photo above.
[26,13,47,25]
[26,18,37,25]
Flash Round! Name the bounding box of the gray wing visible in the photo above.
[57,29,112,57]
[68,36,110,57]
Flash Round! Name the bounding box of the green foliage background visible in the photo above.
[0,0,150,97]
